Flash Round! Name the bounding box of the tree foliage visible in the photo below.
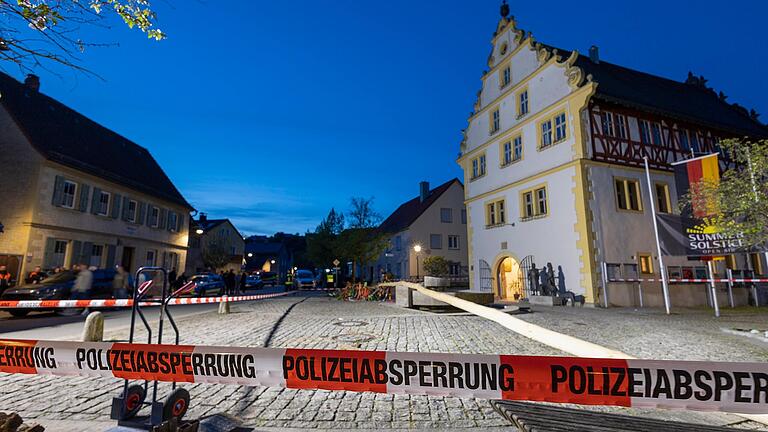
[683,138,768,248]
[336,228,388,281]
[306,208,344,268]
[203,243,231,271]
[0,0,164,73]
[347,197,381,229]
[422,255,449,277]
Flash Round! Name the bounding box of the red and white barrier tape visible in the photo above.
[0,339,766,414]
[609,278,768,283]
[0,291,294,309]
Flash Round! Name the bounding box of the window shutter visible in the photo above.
[81,242,93,264]
[52,175,65,206]
[159,208,167,229]
[105,244,116,269]
[177,214,185,233]
[146,206,154,227]
[121,197,130,221]
[43,238,56,269]
[137,202,147,225]
[90,187,102,214]
[71,241,82,266]
[111,194,122,219]
[78,184,90,212]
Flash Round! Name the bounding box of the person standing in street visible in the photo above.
[113,265,129,298]
[239,271,247,293]
[72,263,93,300]
[0,265,11,295]
[224,269,236,295]
[168,267,177,289]
[26,266,46,284]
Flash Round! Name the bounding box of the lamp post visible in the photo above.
[413,244,422,279]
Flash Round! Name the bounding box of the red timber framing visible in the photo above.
[587,101,729,171]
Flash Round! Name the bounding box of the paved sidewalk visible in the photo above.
[1,294,767,430]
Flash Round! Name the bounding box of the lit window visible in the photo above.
[518,90,529,117]
[655,183,671,214]
[513,135,522,162]
[490,108,500,134]
[62,180,77,209]
[554,113,567,142]
[540,120,553,148]
[448,235,459,249]
[614,114,627,139]
[486,199,505,227]
[440,208,452,223]
[639,254,653,274]
[615,178,642,211]
[97,191,110,216]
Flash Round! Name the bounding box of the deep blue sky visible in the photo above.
[7,0,767,235]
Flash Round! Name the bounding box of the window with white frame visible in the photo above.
[615,114,627,139]
[150,206,159,227]
[90,244,103,267]
[490,108,500,134]
[448,235,459,249]
[554,113,567,142]
[601,112,614,136]
[168,212,178,232]
[471,154,486,179]
[518,89,529,117]
[96,191,110,216]
[639,120,651,144]
[127,200,138,222]
[449,262,461,276]
[540,119,553,148]
[512,135,522,162]
[486,200,506,227]
[62,181,77,209]
[53,240,67,267]
[146,249,157,266]
[522,186,548,219]
[502,141,512,166]
[651,123,662,145]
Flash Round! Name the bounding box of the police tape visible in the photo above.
[0,339,767,414]
[0,291,295,309]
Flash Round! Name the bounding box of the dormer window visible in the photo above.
[490,107,500,135]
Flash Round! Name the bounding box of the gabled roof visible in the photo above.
[378,178,462,234]
[0,72,192,208]
[538,44,768,137]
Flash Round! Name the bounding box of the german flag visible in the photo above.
[672,153,719,217]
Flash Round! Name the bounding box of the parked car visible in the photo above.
[189,274,225,297]
[0,269,117,317]
[244,275,263,290]
[259,271,278,286]
[294,270,316,290]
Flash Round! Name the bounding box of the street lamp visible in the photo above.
[247,252,253,257]
[195,228,204,235]
[413,244,422,279]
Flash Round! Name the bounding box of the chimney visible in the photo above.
[419,181,430,203]
[199,212,207,223]
[24,74,40,92]
[588,45,599,64]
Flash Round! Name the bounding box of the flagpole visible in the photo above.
[644,156,671,315]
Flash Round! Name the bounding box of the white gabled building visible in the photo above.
[459,4,768,306]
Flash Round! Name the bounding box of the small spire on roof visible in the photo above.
[500,0,510,18]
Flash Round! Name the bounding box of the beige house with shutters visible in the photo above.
[0,73,192,284]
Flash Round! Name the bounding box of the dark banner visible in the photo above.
[656,214,749,257]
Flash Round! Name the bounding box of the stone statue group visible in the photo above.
[527,262,585,306]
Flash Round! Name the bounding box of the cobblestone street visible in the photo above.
[1,294,768,430]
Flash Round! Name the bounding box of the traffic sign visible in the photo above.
[333,259,340,267]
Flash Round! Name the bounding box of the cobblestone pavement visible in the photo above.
[1,295,767,430]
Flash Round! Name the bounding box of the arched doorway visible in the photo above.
[496,256,524,300]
